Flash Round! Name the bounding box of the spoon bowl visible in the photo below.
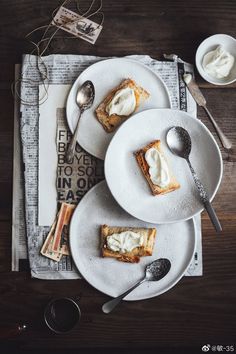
[76,80,95,110]
[166,126,192,159]
[146,258,171,281]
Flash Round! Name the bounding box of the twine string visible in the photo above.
[12,0,104,106]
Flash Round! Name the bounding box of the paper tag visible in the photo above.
[52,6,102,44]
[51,202,76,255]
[40,219,63,262]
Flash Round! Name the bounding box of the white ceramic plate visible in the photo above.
[70,181,196,301]
[105,109,223,224]
[66,58,171,160]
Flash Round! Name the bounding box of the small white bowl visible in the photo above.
[196,34,236,85]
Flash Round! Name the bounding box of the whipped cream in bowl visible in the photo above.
[202,45,234,79]
[196,34,236,85]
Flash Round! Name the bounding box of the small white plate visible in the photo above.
[105,109,223,224]
[196,34,236,85]
[66,58,171,160]
[70,181,196,301]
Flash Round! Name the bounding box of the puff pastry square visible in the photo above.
[95,78,149,133]
[101,224,156,263]
[135,140,180,196]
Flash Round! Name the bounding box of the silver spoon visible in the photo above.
[66,80,95,163]
[166,126,222,233]
[102,258,171,314]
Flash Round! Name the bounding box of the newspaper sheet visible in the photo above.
[12,54,202,278]
[12,64,28,271]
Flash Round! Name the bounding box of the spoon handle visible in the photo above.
[102,278,146,314]
[204,106,232,150]
[186,158,222,233]
[204,200,222,232]
[66,110,83,163]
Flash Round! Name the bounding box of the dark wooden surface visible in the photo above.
[0,1,236,353]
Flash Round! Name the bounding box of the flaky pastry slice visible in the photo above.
[95,78,150,133]
[101,224,156,263]
[135,140,180,196]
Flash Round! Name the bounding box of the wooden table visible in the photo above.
[0,1,235,353]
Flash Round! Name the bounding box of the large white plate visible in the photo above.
[105,109,223,224]
[70,181,196,301]
[66,58,171,160]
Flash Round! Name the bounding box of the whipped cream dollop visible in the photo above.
[202,45,235,79]
[107,231,143,253]
[145,147,170,188]
[183,73,192,85]
[105,87,136,116]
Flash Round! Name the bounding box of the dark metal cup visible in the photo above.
[44,297,81,334]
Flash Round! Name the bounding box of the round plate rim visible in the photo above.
[66,57,172,160]
[69,180,197,301]
[104,108,223,224]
